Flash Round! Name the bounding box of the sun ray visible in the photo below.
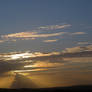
[0,72,15,88]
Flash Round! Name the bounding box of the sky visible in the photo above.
[0,0,92,89]
[0,0,92,53]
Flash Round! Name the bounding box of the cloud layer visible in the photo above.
[0,44,92,83]
[0,23,88,44]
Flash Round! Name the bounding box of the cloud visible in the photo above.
[0,40,5,43]
[0,51,63,74]
[0,60,26,74]
[0,24,87,43]
[63,46,85,53]
[77,42,92,45]
[71,32,86,35]
[1,24,71,41]
[0,45,92,75]
[63,45,92,53]
[77,42,89,45]
[43,39,58,43]
[39,24,71,30]
[0,31,86,43]
[1,45,92,62]
[0,52,34,61]
[0,31,67,43]
[1,32,66,41]
[33,52,60,57]
[0,51,60,61]
[24,61,64,68]
[86,45,92,51]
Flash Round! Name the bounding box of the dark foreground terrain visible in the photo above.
[0,86,92,92]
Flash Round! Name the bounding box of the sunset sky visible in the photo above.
[0,0,92,53]
[0,0,92,89]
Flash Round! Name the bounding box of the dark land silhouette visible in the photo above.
[0,85,92,92]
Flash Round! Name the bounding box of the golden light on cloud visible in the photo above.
[33,52,60,57]
[1,32,66,39]
[3,32,36,38]
[10,52,32,60]
[43,39,58,43]
[0,31,67,43]
[0,24,72,43]
[0,52,35,61]
[24,61,64,68]
[0,51,60,61]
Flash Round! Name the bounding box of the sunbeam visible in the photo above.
[0,72,15,88]
[11,73,38,89]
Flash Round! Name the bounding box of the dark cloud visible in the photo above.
[0,60,28,75]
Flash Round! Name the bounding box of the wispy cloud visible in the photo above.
[0,24,87,43]
[43,39,58,43]
[77,42,92,45]
[0,32,66,43]
[0,31,87,43]
[39,24,71,30]
[1,32,66,39]
[71,32,86,35]
[77,42,89,45]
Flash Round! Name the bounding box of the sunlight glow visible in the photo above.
[10,52,32,60]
